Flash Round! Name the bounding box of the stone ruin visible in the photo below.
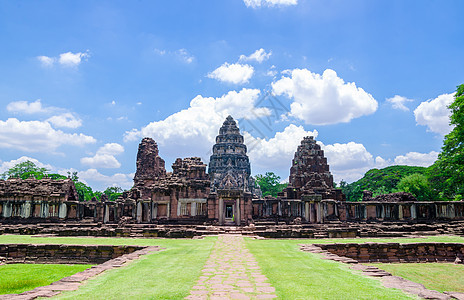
[1,116,464,233]
[133,137,166,187]
[284,136,344,201]
[209,115,257,195]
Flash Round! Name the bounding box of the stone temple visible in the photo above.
[1,115,464,227]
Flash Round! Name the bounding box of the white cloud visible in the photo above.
[0,156,54,175]
[208,63,254,84]
[124,88,270,157]
[37,56,55,67]
[239,48,272,63]
[272,68,378,125]
[414,92,454,135]
[58,51,89,67]
[81,143,124,169]
[46,113,82,128]
[244,0,297,8]
[153,48,195,64]
[386,95,413,111]
[0,118,96,152]
[78,169,133,190]
[245,124,318,172]
[175,48,194,64]
[154,48,166,56]
[6,99,48,114]
[37,51,89,68]
[394,151,439,167]
[266,65,277,77]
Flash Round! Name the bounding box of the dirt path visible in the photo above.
[186,235,277,300]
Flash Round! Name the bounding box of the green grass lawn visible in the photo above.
[0,264,92,295]
[369,263,464,293]
[245,238,416,300]
[0,234,462,299]
[0,235,216,299]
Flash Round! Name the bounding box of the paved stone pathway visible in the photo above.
[186,235,277,300]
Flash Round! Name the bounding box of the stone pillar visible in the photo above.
[58,203,67,219]
[191,202,197,217]
[411,204,416,219]
[449,204,456,219]
[103,204,109,223]
[398,204,403,220]
[42,202,49,218]
[316,202,322,223]
[167,202,171,220]
[136,201,142,223]
[3,202,11,218]
[304,202,310,222]
[236,199,240,226]
[153,203,158,219]
[22,201,32,218]
[219,198,224,225]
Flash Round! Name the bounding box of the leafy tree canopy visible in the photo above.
[395,173,438,202]
[255,172,288,197]
[428,84,464,200]
[1,160,48,180]
[341,165,427,201]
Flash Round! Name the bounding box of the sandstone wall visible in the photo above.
[316,242,464,263]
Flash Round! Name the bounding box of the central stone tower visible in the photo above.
[208,115,252,192]
[208,115,254,225]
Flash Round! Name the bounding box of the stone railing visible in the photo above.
[0,244,144,264]
[314,242,464,263]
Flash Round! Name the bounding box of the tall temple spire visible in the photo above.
[208,116,252,192]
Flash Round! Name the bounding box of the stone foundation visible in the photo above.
[0,244,144,264]
[314,242,464,263]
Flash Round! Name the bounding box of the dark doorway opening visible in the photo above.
[225,205,233,219]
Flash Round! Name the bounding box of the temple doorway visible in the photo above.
[225,204,234,220]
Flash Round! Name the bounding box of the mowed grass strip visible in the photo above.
[54,236,216,300]
[369,263,464,293]
[245,238,415,300]
[0,264,92,295]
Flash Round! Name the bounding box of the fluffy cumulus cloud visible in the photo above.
[0,156,54,175]
[0,118,96,152]
[124,88,270,156]
[245,124,317,173]
[6,99,83,129]
[414,93,455,135]
[6,99,47,114]
[394,151,439,167]
[207,63,254,84]
[37,56,55,67]
[322,142,438,183]
[244,0,297,8]
[78,169,133,190]
[81,143,124,169]
[239,48,272,63]
[46,113,82,128]
[37,51,89,68]
[320,142,386,183]
[272,69,378,125]
[386,95,413,111]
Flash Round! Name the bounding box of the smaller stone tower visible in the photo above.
[287,136,344,201]
[133,137,166,187]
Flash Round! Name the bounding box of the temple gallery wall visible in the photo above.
[1,115,463,226]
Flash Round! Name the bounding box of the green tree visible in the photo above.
[104,186,123,201]
[1,160,48,179]
[428,84,464,200]
[75,181,95,202]
[255,172,288,197]
[396,173,438,201]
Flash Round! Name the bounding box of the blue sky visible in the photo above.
[0,0,463,191]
